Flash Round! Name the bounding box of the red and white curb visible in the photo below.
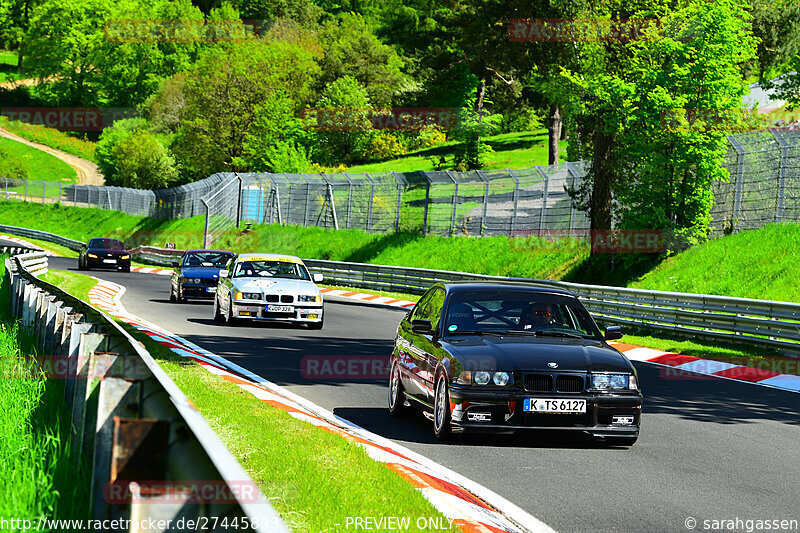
[611,343,800,393]
[0,234,56,256]
[130,266,173,276]
[87,279,555,533]
[319,287,417,308]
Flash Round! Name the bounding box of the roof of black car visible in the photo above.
[440,281,575,297]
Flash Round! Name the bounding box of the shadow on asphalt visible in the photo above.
[635,362,800,425]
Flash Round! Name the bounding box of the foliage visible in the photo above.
[316,12,408,107]
[109,129,179,189]
[450,99,502,170]
[368,131,406,160]
[95,118,147,180]
[310,75,374,164]
[0,143,29,180]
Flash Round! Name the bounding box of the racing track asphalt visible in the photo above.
[50,256,800,533]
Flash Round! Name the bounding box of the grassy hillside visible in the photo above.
[0,201,586,280]
[346,130,567,173]
[5,201,800,302]
[0,137,77,183]
[0,117,97,163]
[630,223,800,302]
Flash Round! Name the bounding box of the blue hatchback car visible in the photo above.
[170,249,235,303]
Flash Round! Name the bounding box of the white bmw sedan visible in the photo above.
[214,253,324,329]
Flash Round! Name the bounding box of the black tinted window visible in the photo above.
[443,289,600,338]
[88,238,124,250]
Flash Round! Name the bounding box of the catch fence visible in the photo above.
[2,126,799,245]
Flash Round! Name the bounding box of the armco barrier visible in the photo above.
[6,224,800,355]
[4,251,288,532]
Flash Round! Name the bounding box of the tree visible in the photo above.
[0,0,38,70]
[317,12,408,107]
[310,75,374,164]
[25,0,117,105]
[110,130,180,189]
[171,34,322,178]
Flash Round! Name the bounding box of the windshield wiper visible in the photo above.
[531,330,584,339]
[448,330,489,336]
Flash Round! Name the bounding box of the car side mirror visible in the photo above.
[604,326,624,341]
[219,270,229,278]
[313,273,323,283]
[411,319,434,335]
[171,261,179,268]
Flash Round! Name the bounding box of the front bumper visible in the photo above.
[181,283,218,299]
[86,257,130,269]
[231,302,323,323]
[448,386,642,435]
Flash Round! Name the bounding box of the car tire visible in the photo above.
[169,286,177,303]
[121,266,131,273]
[224,297,239,325]
[78,258,86,271]
[176,286,185,304]
[433,374,452,441]
[213,297,224,322]
[605,436,638,447]
[388,360,410,417]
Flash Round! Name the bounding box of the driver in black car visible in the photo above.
[522,302,557,330]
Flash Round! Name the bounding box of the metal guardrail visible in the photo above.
[301,258,800,355]
[5,224,800,354]
[5,251,288,531]
[0,224,85,251]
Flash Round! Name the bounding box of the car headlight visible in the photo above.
[121,255,130,260]
[236,292,261,300]
[493,372,510,386]
[88,253,98,258]
[454,371,472,385]
[590,374,630,390]
[474,371,490,385]
[298,295,321,302]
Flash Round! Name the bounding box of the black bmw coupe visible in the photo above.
[388,283,642,445]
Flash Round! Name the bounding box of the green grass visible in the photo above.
[347,130,567,173]
[0,257,90,523]
[44,268,456,532]
[0,117,98,163]
[0,136,77,183]
[0,50,24,83]
[0,201,587,280]
[631,223,800,302]
[41,270,96,300]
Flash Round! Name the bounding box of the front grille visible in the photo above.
[203,278,217,287]
[524,374,553,392]
[265,294,279,303]
[556,375,586,393]
[281,295,294,304]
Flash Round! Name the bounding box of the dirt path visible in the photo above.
[0,126,104,185]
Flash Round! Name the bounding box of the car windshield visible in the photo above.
[232,259,310,280]
[182,252,232,268]
[88,238,125,250]
[443,289,600,339]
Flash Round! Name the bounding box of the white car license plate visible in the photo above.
[523,398,586,414]
[103,259,117,264]
[206,287,215,293]
[265,305,293,313]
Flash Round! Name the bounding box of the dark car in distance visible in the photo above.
[78,238,131,272]
[388,283,642,445]
[170,249,235,302]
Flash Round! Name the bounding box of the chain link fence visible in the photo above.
[2,126,799,245]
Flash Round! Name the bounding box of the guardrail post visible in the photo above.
[343,173,354,229]
[727,135,746,233]
[91,376,140,521]
[771,128,788,223]
[364,173,376,232]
